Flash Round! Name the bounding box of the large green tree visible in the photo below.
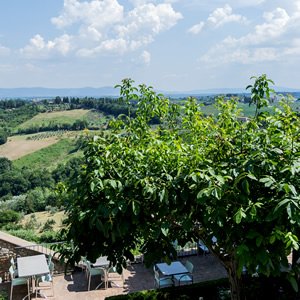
[60,76,300,300]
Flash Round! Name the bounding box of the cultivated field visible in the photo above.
[17,109,89,129]
[15,109,107,131]
[0,134,62,160]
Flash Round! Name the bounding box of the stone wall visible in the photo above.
[0,231,65,282]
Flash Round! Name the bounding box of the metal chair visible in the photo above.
[86,260,107,290]
[35,261,55,298]
[153,266,174,288]
[107,266,124,288]
[9,266,29,300]
[174,260,194,286]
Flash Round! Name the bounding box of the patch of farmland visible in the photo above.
[0,134,61,160]
[16,109,90,130]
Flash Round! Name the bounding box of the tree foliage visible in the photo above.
[59,76,300,299]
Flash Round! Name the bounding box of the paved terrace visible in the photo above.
[2,254,228,300]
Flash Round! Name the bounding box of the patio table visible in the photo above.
[156,261,189,277]
[92,256,110,268]
[17,254,50,299]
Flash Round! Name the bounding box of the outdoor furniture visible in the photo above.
[86,260,107,290]
[35,261,55,298]
[198,240,210,255]
[155,261,189,278]
[92,256,110,268]
[79,256,89,277]
[17,254,50,299]
[153,266,174,288]
[198,236,217,255]
[9,266,29,300]
[155,261,189,288]
[107,266,124,288]
[174,260,194,286]
[9,257,18,277]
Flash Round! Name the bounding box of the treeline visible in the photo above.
[0,156,83,213]
[0,97,133,142]
[17,119,89,135]
[0,100,40,144]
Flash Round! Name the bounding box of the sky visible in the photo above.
[0,0,300,91]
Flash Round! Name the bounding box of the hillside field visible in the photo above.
[0,131,77,161]
[20,210,66,233]
[0,134,61,160]
[13,136,82,170]
[16,109,107,130]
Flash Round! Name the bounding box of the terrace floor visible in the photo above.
[2,254,228,300]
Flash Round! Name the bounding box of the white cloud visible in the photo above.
[207,4,247,28]
[116,3,182,38]
[141,50,151,64]
[0,45,10,56]
[199,4,300,65]
[188,4,247,34]
[227,0,265,7]
[13,0,180,60]
[188,22,204,34]
[20,34,72,59]
[52,0,124,29]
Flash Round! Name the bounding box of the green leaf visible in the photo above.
[269,235,276,244]
[110,180,117,189]
[161,226,169,236]
[90,182,95,192]
[250,205,257,217]
[191,174,197,183]
[275,198,291,213]
[234,208,246,224]
[256,235,263,247]
[259,176,274,187]
[242,179,250,195]
[247,174,257,181]
[132,201,140,215]
[215,175,225,185]
[288,276,298,292]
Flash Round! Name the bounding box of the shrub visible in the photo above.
[5,229,39,243]
[41,219,56,231]
[45,205,58,214]
[0,195,27,213]
[0,290,8,300]
[39,231,59,243]
[106,278,229,300]
[0,209,21,226]
[0,130,7,145]
[0,223,22,231]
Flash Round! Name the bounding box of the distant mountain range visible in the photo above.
[0,86,299,99]
[0,87,119,98]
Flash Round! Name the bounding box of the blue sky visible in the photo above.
[0,0,299,91]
